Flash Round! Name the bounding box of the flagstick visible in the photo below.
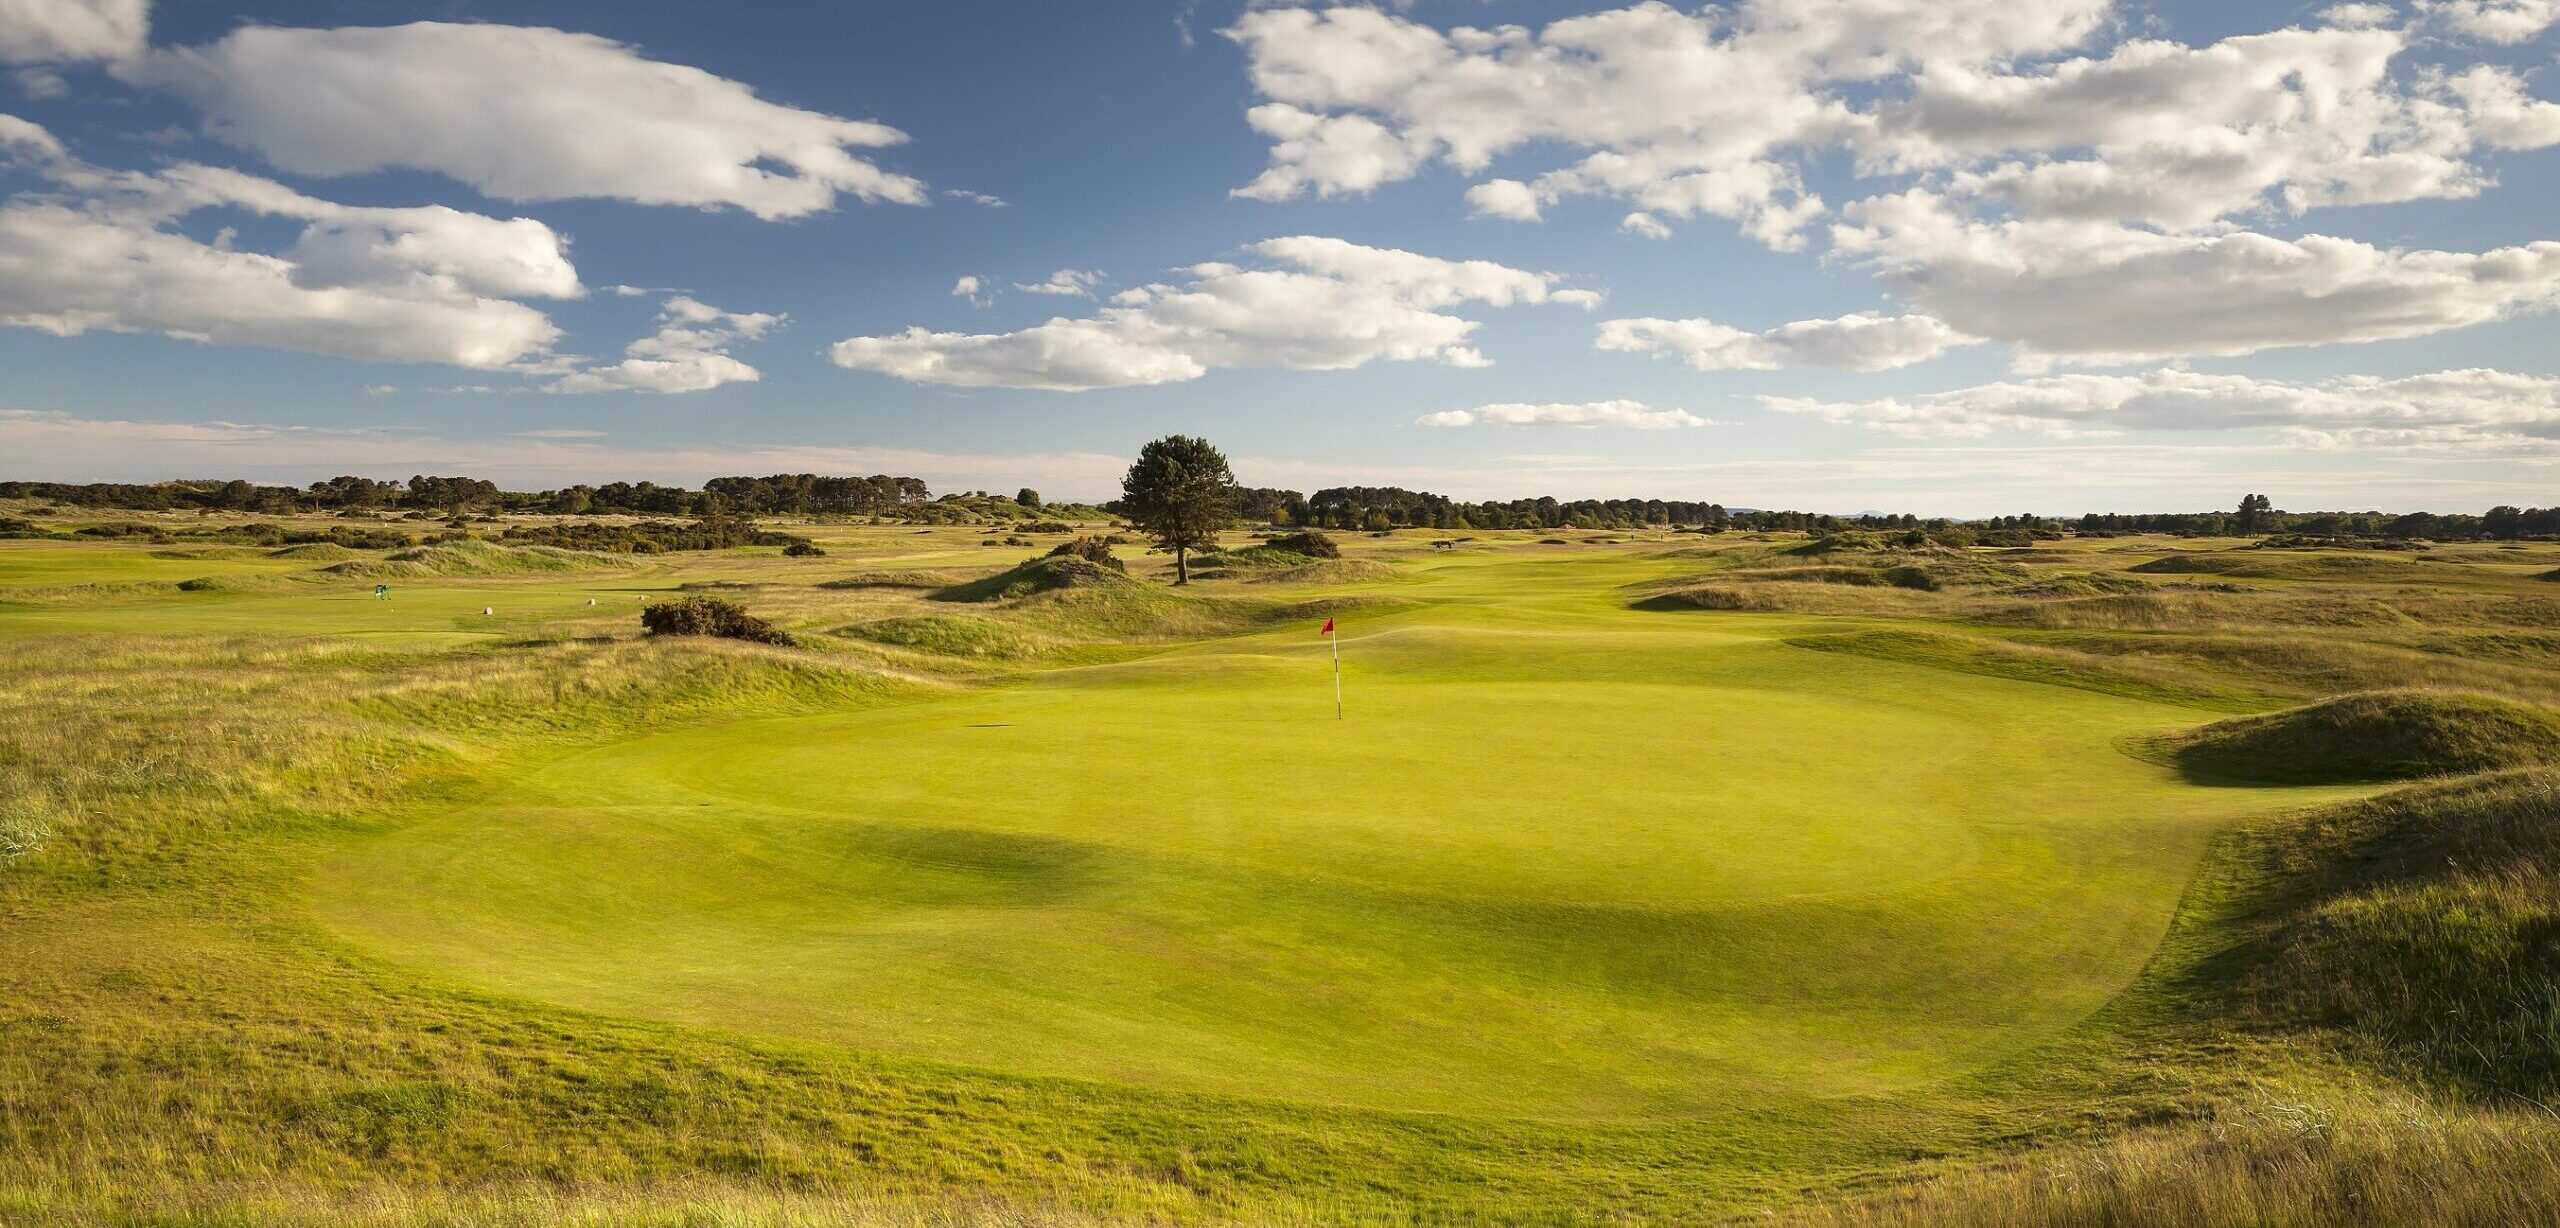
[1331,625,1343,721]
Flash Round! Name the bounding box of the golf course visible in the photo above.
[8,487,2560,1225]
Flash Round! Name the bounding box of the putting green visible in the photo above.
[317,593,2340,1120]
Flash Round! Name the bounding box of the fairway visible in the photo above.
[314,553,2344,1120]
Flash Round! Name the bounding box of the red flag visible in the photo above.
[1319,618,1335,635]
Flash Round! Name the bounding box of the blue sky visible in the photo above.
[3,0,2558,514]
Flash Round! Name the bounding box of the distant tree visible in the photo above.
[2485,505,2524,541]
[1119,434,1236,584]
[1016,487,1042,508]
[2236,493,2273,534]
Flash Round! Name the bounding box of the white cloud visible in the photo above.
[1765,366,2560,452]
[0,0,145,64]
[831,236,1587,390]
[1833,191,2560,365]
[1232,102,1432,201]
[1464,177,1542,221]
[13,66,65,96]
[951,274,991,307]
[1229,3,2560,297]
[1225,2,2113,248]
[1597,312,1972,371]
[944,188,1007,207]
[2420,0,2560,43]
[1014,268,1102,296]
[119,21,926,219]
[549,296,777,394]
[1418,400,1714,429]
[0,115,571,368]
[1620,211,1673,240]
[2444,65,2560,150]
[2319,3,2401,28]
[1862,27,2534,231]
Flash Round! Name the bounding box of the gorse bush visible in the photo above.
[934,555,1135,602]
[640,596,796,646]
[1045,537,1126,571]
[1265,531,1341,559]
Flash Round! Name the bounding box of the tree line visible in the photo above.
[8,473,2554,542]
[2074,497,2560,542]
[1222,486,2560,541]
[0,473,934,517]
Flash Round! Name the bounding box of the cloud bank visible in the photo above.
[120,21,926,218]
[831,236,1594,390]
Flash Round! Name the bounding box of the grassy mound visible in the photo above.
[2164,691,2560,784]
[2131,551,2436,582]
[1184,548,1322,580]
[1633,582,1941,614]
[1249,559,1399,585]
[171,575,291,594]
[1708,538,2031,591]
[266,543,364,562]
[818,569,967,590]
[842,614,1042,658]
[1996,572,2153,599]
[1972,589,2417,632]
[1788,629,2251,709]
[2231,770,2560,1099]
[324,540,627,579]
[933,556,1137,603]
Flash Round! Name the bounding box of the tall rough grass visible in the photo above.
[2237,770,2560,1099]
[2162,691,2560,783]
[1788,1092,2560,1227]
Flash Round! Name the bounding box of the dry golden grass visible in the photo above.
[1783,1092,2560,1228]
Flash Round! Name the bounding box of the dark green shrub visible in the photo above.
[782,541,826,557]
[1046,537,1126,571]
[1265,531,1340,559]
[933,555,1134,602]
[640,596,795,646]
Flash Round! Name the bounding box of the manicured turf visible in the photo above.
[313,548,2358,1120]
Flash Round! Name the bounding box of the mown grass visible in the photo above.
[6,522,2560,1224]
